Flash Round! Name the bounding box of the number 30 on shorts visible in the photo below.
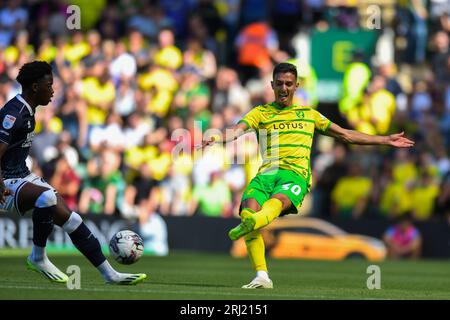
[282,183,302,195]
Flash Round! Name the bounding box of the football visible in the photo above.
[109,230,144,265]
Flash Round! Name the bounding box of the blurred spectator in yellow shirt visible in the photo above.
[173,66,210,122]
[411,171,439,221]
[79,61,116,127]
[189,170,233,217]
[4,30,34,64]
[64,31,91,66]
[331,163,372,219]
[339,50,371,114]
[347,75,396,135]
[153,28,183,70]
[379,179,413,218]
[138,64,178,119]
[392,149,418,185]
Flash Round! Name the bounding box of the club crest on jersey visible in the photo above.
[2,115,16,129]
[296,111,305,119]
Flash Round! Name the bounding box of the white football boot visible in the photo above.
[242,276,273,289]
[26,256,69,283]
[105,273,147,285]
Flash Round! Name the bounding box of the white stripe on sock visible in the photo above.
[62,212,83,234]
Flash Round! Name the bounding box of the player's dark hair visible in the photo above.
[16,61,52,89]
[273,62,298,80]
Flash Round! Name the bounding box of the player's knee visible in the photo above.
[35,189,57,208]
[241,199,261,213]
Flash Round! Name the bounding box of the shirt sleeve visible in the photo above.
[0,111,22,145]
[238,107,262,130]
[311,109,332,133]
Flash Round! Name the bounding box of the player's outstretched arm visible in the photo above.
[199,121,250,149]
[324,123,415,148]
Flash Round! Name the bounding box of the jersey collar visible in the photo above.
[270,101,296,110]
[16,94,34,116]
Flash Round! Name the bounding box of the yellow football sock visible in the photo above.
[252,198,283,230]
[244,230,267,271]
[240,208,267,271]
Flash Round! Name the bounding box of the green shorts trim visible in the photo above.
[241,169,308,215]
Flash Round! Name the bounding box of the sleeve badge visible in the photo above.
[2,115,16,130]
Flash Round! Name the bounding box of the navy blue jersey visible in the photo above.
[0,95,36,179]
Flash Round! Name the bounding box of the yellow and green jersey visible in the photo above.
[239,102,332,188]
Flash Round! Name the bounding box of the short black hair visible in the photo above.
[273,62,298,80]
[16,61,52,88]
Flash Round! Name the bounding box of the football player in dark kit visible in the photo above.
[0,61,146,285]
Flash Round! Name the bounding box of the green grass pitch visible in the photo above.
[0,249,449,300]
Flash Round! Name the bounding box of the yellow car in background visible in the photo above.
[230,217,387,261]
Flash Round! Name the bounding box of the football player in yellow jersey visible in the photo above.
[201,62,414,289]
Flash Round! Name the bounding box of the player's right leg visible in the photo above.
[12,181,69,283]
[230,170,308,240]
[228,175,269,241]
[229,198,285,240]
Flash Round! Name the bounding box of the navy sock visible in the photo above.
[69,223,106,267]
[32,207,55,247]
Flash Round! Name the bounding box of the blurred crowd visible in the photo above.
[0,0,448,225]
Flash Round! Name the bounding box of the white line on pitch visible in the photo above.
[0,284,338,299]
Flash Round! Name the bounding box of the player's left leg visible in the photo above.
[17,173,146,285]
[52,194,147,285]
[239,200,274,289]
